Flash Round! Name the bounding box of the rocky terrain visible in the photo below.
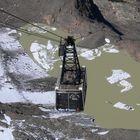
[0,0,140,45]
[0,0,140,139]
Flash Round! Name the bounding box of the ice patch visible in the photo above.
[30,42,46,52]
[103,45,119,53]
[0,28,48,79]
[28,25,47,34]
[0,29,21,51]
[113,102,134,111]
[30,41,58,71]
[97,131,109,135]
[107,69,131,84]
[78,40,119,61]
[80,50,95,60]
[118,80,133,93]
[105,38,110,44]
[79,48,101,60]
[49,112,73,118]
[21,91,56,105]
[91,129,98,133]
[47,40,53,50]
[39,107,51,112]
[51,27,57,31]
[0,59,4,77]
[0,83,56,105]
[0,127,14,140]
[7,30,17,35]
[0,86,25,103]
[106,69,133,93]
[1,114,12,126]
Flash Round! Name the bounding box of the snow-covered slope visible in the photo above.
[0,28,55,105]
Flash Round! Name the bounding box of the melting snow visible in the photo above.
[107,69,131,84]
[78,40,119,61]
[51,27,57,31]
[30,40,58,72]
[0,127,14,140]
[28,25,47,34]
[105,38,110,44]
[97,131,109,135]
[106,69,133,93]
[91,129,98,133]
[0,114,14,140]
[49,112,73,118]
[79,48,101,60]
[113,102,134,111]
[39,107,51,112]
[0,28,21,51]
[0,86,55,105]
[27,24,57,33]
[1,114,12,126]
[118,80,133,93]
[0,28,48,78]
[0,86,25,103]
[103,44,119,53]
[80,50,95,60]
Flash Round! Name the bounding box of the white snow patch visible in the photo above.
[21,91,56,105]
[106,70,133,93]
[0,126,14,140]
[39,107,51,112]
[0,85,55,105]
[78,40,119,61]
[107,69,131,84]
[51,27,57,31]
[0,29,21,51]
[7,30,17,35]
[118,80,133,93]
[136,103,140,106]
[105,38,110,44]
[28,25,47,34]
[0,28,48,78]
[79,48,101,60]
[91,129,98,133]
[0,86,25,103]
[49,112,73,118]
[80,50,95,60]
[30,42,46,52]
[103,45,119,53]
[113,102,134,111]
[97,131,109,135]
[30,41,58,71]
[0,60,5,77]
[3,114,12,125]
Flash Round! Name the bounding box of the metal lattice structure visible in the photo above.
[59,36,81,85]
[56,36,87,111]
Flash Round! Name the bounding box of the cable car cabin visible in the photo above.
[55,36,87,111]
[55,66,87,111]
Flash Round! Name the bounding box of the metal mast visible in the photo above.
[59,36,81,85]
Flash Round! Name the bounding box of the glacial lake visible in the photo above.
[19,24,140,129]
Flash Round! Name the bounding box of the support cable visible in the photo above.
[0,21,60,43]
[0,8,64,39]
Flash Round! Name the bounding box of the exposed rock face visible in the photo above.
[0,0,139,56]
[1,103,140,140]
